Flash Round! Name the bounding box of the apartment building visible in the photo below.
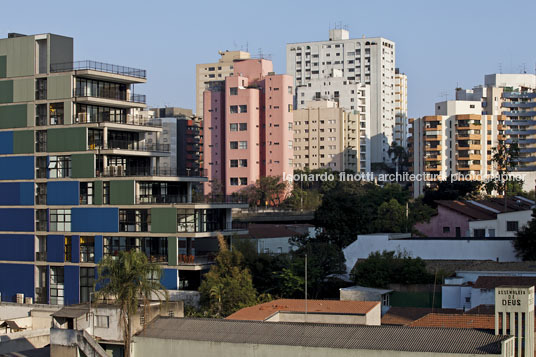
[293,100,368,172]
[294,72,371,172]
[203,58,293,195]
[394,69,408,148]
[0,33,246,305]
[287,28,398,164]
[196,50,250,116]
[151,107,204,177]
[409,100,505,197]
[456,74,536,189]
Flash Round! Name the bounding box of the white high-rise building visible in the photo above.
[394,69,408,148]
[287,28,397,164]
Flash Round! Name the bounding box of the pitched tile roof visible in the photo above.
[435,197,534,221]
[136,317,508,355]
[473,276,536,289]
[435,200,496,220]
[408,313,495,329]
[226,299,380,321]
[381,307,460,326]
[465,305,495,315]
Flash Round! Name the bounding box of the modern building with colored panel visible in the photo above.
[203,57,294,195]
[0,33,246,305]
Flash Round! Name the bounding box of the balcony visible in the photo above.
[456,133,481,140]
[74,89,146,107]
[96,140,170,153]
[502,101,536,108]
[502,92,536,99]
[178,254,215,266]
[457,164,482,171]
[73,113,162,127]
[424,145,442,152]
[34,287,47,304]
[50,60,146,81]
[36,252,47,261]
[502,111,536,117]
[136,194,249,205]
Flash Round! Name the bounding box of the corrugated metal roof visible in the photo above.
[136,317,508,354]
[473,276,536,289]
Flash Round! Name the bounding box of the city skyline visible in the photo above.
[3,0,536,118]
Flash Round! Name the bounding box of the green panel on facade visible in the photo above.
[0,56,6,78]
[12,78,34,103]
[168,237,178,266]
[94,181,103,205]
[110,180,134,205]
[48,127,87,152]
[151,208,177,234]
[0,80,13,104]
[13,130,34,154]
[47,75,72,100]
[71,153,95,178]
[0,104,27,129]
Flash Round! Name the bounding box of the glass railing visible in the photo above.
[51,60,146,79]
[73,113,161,127]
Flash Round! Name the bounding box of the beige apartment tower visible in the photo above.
[195,50,250,116]
[293,101,363,172]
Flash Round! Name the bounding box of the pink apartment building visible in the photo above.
[203,59,294,195]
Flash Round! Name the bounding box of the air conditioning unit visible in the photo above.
[25,297,33,304]
[16,293,24,304]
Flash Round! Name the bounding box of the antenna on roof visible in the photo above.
[498,62,502,74]
[438,90,449,101]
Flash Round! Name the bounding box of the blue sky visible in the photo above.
[3,0,536,117]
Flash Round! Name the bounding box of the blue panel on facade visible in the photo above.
[0,156,34,180]
[0,208,33,232]
[47,181,79,206]
[0,182,34,205]
[71,208,119,233]
[94,235,103,263]
[0,132,13,154]
[161,269,178,290]
[71,236,80,263]
[0,234,34,261]
[64,266,80,305]
[0,263,34,302]
[47,235,64,263]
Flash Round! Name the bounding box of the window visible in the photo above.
[119,209,150,232]
[240,177,248,185]
[288,86,292,94]
[507,221,519,232]
[95,315,109,328]
[80,237,95,263]
[239,105,247,113]
[455,227,461,238]
[80,182,94,205]
[288,104,293,112]
[35,78,47,100]
[64,236,72,262]
[80,267,95,303]
[36,183,47,205]
[382,294,390,307]
[103,182,110,204]
[474,229,486,238]
[230,160,238,168]
[230,123,238,132]
[230,141,238,149]
[239,123,247,131]
[230,178,239,186]
[49,156,71,178]
[50,267,64,305]
[442,227,450,233]
[488,229,495,237]
[230,87,238,95]
[49,103,64,125]
[239,141,247,149]
[239,159,247,167]
[230,105,238,114]
[50,209,71,232]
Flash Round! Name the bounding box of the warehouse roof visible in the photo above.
[136,317,509,354]
[473,276,536,289]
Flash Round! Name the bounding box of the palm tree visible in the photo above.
[95,250,168,357]
[388,142,409,173]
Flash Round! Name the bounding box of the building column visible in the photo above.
[187,182,192,203]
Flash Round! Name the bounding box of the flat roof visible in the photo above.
[136,317,508,355]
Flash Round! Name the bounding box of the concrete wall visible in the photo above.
[267,311,368,325]
[0,328,50,354]
[414,206,471,238]
[344,234,519,274]
[131,337,501,357]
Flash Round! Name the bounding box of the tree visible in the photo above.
[95,251,168,357]
[492,142,520,211]
[374,199,408,233]
[350,251,433,288]
[239,176,288,207]
[199,234,257,317]
[514,208,536,260]
[422,178,482,208]
[388,142,409,173]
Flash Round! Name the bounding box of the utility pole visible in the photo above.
[305,253,308,319]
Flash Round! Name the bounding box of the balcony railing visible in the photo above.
[136,194,248,205]
[100,140,170,152]
[74,89,147,104]
[73,113,161,127]
[178,254,215,266]
[50,60,146,79]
